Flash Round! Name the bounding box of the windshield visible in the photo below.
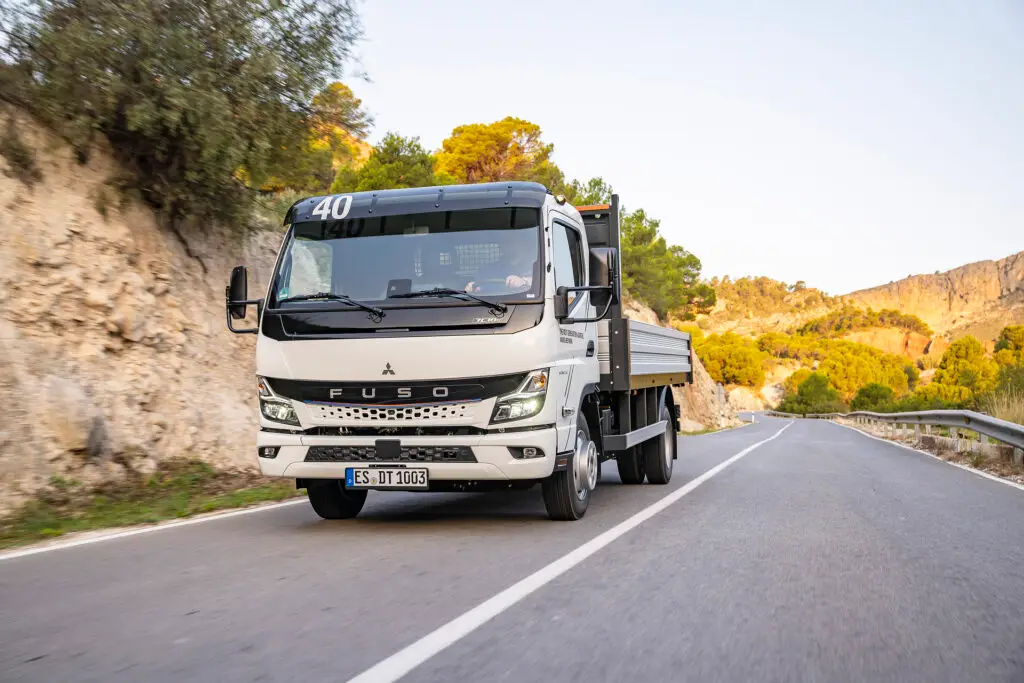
[272,207,542,306]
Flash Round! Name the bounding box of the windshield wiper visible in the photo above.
[389,288,508,315]
[277,292,385,320]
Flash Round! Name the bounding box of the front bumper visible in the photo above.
[256,427,558,481]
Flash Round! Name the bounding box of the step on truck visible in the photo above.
[226,182,692,520]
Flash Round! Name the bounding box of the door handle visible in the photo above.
[586,340,595,357]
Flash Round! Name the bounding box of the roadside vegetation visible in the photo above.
[708,276,834,318]
[0,460,302,550]
[796,306,932,337]
[768,326,1024,420]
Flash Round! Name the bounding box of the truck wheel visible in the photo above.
[616,448,646,484]
[542,415,598,521]
[307,480,368,520]
[643,404,676,484]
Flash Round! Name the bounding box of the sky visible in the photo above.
[346,0,1023,295]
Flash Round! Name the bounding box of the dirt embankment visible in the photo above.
[0,108,280,511]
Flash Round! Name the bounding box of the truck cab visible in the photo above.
[227,182,691,520]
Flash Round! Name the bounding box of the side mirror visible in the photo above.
[554,286,570,320]
[228,265,248,320]
[588,247,618,309]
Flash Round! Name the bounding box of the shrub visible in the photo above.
[777,372,846,415]
[2,0,362,227]
[994,325,1024,367]
[797,306,933,337]
[696,333,767,389]
[931,336,999,398]
[851,383,895,411]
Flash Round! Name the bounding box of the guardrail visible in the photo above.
[764,409,1024,461]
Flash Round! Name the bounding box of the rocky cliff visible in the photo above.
[0,109,280,511]
[0,112,735,510]
[841,328,949,361]
[843,252,1024,341]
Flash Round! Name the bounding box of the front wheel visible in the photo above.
[542,415,598,521]
[306,480,368,519]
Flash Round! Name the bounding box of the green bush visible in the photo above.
[851,383,894,411]
[777,372,846,415]
[2,0,362,226]
[696,333,767,389]
[994,325,1024,367]
[931,336,999,400]
[797,306,932,337]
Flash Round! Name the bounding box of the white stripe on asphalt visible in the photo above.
[0,498,309,562]
[348,421,793,683]
[833,421,1024,492]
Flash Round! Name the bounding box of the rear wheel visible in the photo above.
[643,404,676,484]
[307,480,368,519]
[542,415,598,521]
[616,447,646,484]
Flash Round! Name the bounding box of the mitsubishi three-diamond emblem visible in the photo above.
[381,362,396,376]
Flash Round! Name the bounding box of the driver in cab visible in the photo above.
[465,234,535,294]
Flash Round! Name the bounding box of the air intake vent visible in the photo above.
[305,446,476,463]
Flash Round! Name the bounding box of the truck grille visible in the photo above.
[305,445,476,463]
[308,402,472,423]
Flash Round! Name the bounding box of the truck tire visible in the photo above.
[616,448,646,484]
[307,480,368,520]
[643,404,675,484]
[542,415,598,521]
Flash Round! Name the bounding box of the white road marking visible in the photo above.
[833,420,1024,492]
[347,421,793,683]
[0,498,309,562]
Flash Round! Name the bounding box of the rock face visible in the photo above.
[0,108,281,511]
[697,300,834,338]
[843,252,1024,340]
[622,297,740,430]
[841,328,948,361]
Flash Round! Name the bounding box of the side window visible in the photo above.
[553,223,585,305]
[279,239,333,299]
[564,227,583,286]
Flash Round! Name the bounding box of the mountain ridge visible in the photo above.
[699,249,1024,349]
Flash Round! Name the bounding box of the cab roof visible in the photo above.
[285,181,551,224]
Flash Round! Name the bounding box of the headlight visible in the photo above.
[261,399,299,426]
[491,369,549,423]
[257,376,299,426]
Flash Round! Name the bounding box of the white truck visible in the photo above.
[226,182,692,520]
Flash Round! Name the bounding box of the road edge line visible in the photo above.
[0,498,309,562]
[346,421,793,683]
[832,421,1024,493]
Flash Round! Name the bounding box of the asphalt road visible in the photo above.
[3,417,1024,683]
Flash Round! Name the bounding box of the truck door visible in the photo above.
[551,217,598,453]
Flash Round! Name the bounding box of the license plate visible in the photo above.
[345,467,429,490]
